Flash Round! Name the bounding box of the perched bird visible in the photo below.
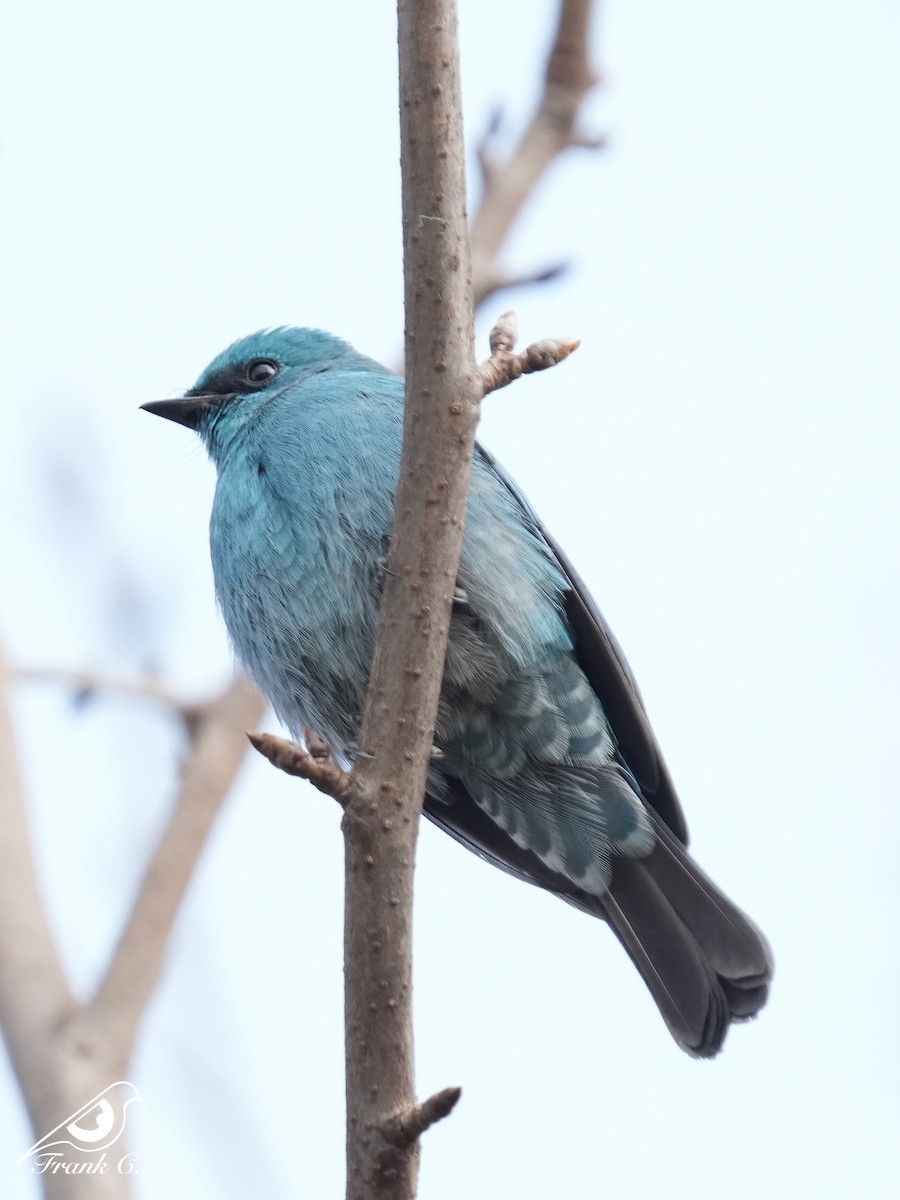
[143,326,772,1057]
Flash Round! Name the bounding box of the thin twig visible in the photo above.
[470,0,602,307]
[85,677,266,1055]
[381,1087,463,1148]
[15,665,200,723]
[247,730,351,805]
[479,309,580,394]
[374,1087,462,1183]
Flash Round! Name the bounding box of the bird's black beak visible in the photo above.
[140,396,209,430]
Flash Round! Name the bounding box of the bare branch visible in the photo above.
[247,730,351,805]
[336,1,480,1194]
[381,1087,462,1149]
[16,665,202,725]
[480,309,580,394]
[1,652,266,1187]
[375,1087,462,1182]
[0,645,75,1120]
[470,0,602,308]
[85,677,266,1056]
[480,259,570,299]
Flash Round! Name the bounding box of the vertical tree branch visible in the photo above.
[341,1,478,1196]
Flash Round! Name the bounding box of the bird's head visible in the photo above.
[142,326,383,462]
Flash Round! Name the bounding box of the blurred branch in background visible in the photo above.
[0,0,601,1194]
[0,652,264,1199]
[471,0,604,308]
[14,667,199,721]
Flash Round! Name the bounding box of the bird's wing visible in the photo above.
[423,442,771,1056]
[473,443,689,845]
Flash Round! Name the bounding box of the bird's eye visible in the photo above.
[246,359,279,385]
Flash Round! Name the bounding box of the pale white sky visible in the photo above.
[1,1,898,1196]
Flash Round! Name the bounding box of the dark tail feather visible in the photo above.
[425,780,772,1056]
[601,820,773,1058]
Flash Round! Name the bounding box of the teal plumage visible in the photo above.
[143,326,772,1056]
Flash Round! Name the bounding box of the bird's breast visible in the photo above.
[209,455,382,749]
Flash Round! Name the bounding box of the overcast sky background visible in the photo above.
[1,0,898,1196]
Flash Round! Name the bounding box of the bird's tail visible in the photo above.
[424,779,772,1057]
[599,815,773,1058]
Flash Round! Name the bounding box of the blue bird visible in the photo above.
[143,326,772,1057]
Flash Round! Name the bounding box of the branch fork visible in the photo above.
[479,309,579,395]
[247,730,352,806]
